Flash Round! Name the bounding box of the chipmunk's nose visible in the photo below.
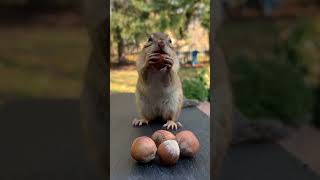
[158,40,165,49]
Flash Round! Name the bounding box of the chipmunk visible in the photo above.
[133,32,184,130]
[80,1,287,178]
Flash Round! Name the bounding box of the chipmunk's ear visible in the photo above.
[143,32,153,49]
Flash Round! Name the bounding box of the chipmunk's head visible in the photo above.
[143,32,175,56]
[137,32,179,73]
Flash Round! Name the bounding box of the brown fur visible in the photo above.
[134,32,184,130]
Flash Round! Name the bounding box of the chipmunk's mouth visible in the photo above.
[153,49,167,55]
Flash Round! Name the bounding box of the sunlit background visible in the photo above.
[217,0,320,127]
[110,0,210,103]
[0,0,319,126]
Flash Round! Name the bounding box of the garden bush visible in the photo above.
[182,67,210,101]
[229,54,313,125]
[280,17,320,126]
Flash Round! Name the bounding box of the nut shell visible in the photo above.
[151,130,176,146]
[151,54,166,70]
[157,140,180,165]
[131,136,157,163]
[176,131,200,157]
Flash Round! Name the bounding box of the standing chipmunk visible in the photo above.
[133,32,184,130]
[80,1,288,178]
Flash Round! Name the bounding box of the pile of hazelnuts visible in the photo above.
[131,130,200,166]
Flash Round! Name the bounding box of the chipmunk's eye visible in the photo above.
[168,39,172,44]
[148,37,153,42]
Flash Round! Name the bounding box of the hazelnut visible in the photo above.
[131,136,157,163]
[157,140,180,165]
[175,131,200,157]
[151,130,176,147]
[151,54,166,70]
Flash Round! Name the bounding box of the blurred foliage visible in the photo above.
[198,66,210,90]
[278,16,320,126]
[110,0,209,63]
[200,0,210,29]
[229,54,313,125]
[182,67,210,101]
[280,17,320,88]
[220,16,320,125]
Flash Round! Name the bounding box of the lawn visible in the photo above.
[110,66,202,94]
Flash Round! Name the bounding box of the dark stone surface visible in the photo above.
[110,93,210,180]
[1,93,319,180]
[0,98,99,179]
[220,143,320,180]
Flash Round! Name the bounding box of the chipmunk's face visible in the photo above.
[137,32,179,72]
[143,32,175,56]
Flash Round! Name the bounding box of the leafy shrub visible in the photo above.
[229,54,313,125]
[182,67,210,101]
[281,17,320,87]
[199,67,210,89]
[183,78,208,101]
[279,17,320,126]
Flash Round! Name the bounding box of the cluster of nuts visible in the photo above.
[131,130,200,165]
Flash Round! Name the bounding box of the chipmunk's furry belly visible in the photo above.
[146,88,181,119]
[136,83,183,120]
[136,70,182,120]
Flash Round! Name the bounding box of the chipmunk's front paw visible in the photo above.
[132,118,149,127]
[163,120,182,130]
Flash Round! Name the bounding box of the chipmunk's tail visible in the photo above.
[231,109,290,145]
[182,97,288,144]
[182,97,201,108]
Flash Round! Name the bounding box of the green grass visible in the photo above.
[110,69,137,93]
[110,67,201,93]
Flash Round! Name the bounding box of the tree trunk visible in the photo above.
[115,27,126,64]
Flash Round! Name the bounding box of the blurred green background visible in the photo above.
[1,0,320,127]
[110,0,210,98]
[219,0,320,126]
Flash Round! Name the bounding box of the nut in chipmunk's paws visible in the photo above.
[147,52,173,71]
[132,118,149,127]
[163,120,182,130]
